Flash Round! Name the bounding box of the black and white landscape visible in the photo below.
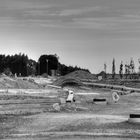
[0,0,140,140]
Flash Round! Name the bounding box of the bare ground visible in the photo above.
[0,86,140,139]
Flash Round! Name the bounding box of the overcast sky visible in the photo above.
[1,0,140,73]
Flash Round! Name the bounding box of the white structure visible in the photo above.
[66,90,74,102]
[98,76,102,81]
[112,91,120,103]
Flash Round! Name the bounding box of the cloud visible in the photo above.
[2,0,140,35]
[23,5,106,18]
[59,6,103,16]
[19,5,110,29]
[70,15,140,31]
[71,18,114,29]
[3,0,53,10]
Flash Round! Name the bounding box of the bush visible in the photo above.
[3,68,12,76]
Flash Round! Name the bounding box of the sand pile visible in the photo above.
[65,70,96,80]
[53,70,96,86]
[0,75,40,89]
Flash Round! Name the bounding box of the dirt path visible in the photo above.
[3,136,140,140]
[2,113,138,140]
[0,87,140,140]
[18,113,128,132]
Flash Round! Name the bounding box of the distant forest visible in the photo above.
[0,53,89,76]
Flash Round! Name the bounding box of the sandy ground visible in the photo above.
[3,136,140,140]
[0,86,140,139]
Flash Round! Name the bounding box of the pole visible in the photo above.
[46,59,48,76]
[38,61,40,75]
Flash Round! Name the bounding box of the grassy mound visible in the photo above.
[53,70,96,86]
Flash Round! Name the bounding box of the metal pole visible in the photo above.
[46,59,48,76]
[27,63,29,76]
[38,61,40,75]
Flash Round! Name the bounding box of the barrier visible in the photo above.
[128,114,140,123]
[93,98,107,105]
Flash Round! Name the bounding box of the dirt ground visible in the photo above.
[0,83,140,140]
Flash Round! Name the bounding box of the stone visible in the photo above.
[53,103,61,111]
[60,98,66,104]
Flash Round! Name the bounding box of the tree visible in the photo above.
[27,59,37,76]
[138,59,140,77]
[125,64,128,79]
[37,54,90,76]
[104,63,107,79]
[0,53,33,76]
[112,58,116,79]
[119,61,123,79]
[3,67,12,76]
[130,58,135,79]
[38,54,59,75]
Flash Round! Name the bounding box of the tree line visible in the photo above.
[0,53,89,77]
[104,58,140,79]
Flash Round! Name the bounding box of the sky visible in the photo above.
[1,0,140,73]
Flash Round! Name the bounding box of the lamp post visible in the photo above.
[38,60,40,75]
[27,63,29,76]
[46,59,49,76]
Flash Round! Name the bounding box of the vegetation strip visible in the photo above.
[84,82,140,92]
[9,131,140,138]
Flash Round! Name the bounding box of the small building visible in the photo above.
[97,71,106,80]
[98,76,103,81]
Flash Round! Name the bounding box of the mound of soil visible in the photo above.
[53,70,96,86]
[0,75,40,89]
[65,70,96,80]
